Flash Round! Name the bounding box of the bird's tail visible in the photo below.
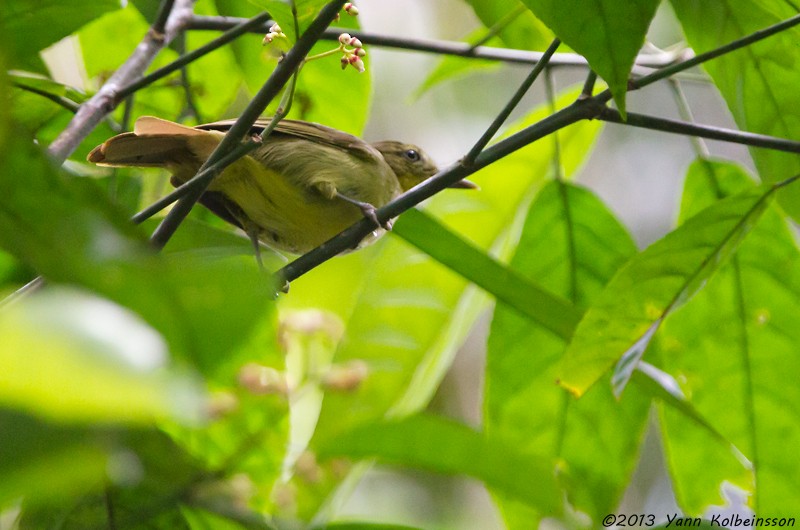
[86,116,220,168]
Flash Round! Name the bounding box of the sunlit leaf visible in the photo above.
[559,177,797,396]
[655,159,800,516]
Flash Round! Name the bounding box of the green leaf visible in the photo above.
[413,32,500,99]
[316,414,560,512]
[655,159,800,516]
[486,181,648,525]
[0,288,203,424]
[519,0,660,116]
[393,208,581,339]
[0,410,109,507]
[559,178,796,397]
[0,125,275,376]
[669,0,800,223]
[0,0,121,67]
[462,0,555,50]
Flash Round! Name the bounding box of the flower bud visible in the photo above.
[338,32,352,45]
[269,23,282,34]
[350,56,365,73]
[355,47,366,57]
[238,363,289,396]
[344,3,359,16]
[321,360,369,391]
[349,37,363,48]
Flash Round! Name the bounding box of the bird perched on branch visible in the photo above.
[88,117,475,255]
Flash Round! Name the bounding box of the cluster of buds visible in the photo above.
[338,32,366,73]
[262,22,286,45]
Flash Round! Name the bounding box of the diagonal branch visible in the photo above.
[148,1,347,250]
[47,0,195,165]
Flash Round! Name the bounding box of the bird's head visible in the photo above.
[373,141,477,192]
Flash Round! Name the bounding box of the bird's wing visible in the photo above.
[196,118,380,161]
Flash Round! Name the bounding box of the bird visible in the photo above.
[88,116,475,255]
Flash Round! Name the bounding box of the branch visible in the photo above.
[47,0,195,165]
[186,15,690,70]
[276,99,598,284]
[11,82,80,113]
[115,12,272,103]
[464,38,561,163]
[148,1,347,249]
[597,107,800,154]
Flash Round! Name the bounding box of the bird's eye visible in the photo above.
[404,149,421,162]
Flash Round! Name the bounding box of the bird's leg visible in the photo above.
[246,227,265,271]
[314,181,390,230]
[334,192,384,229]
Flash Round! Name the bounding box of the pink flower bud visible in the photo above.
[344,3,359,15]
[338,32,352,45]
[340,56,349,70]
[349,37,363,48]
[349,55,366,73]
[355,47,366,57]
[262,33,274,44]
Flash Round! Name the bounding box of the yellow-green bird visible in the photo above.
[88,117,475,254]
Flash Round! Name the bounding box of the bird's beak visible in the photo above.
[448,179,479,190]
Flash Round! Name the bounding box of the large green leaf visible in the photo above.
[559,176,797,396]
[0,125,275,376]
[519,0,660,116]
[486,181,649,526]
[0,410,108,507]
[1,0,121,67]
[655,159,800,516]
[0,288,203,424]
[316,414,560,511]
[393,208,581,340]
[669,0,800,222]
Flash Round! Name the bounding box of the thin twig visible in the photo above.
[12,83,80,113]
[115,12,272,104]
[152,0,177,37]
[148,1,346,250]
[463,38,560,164]
[186,15,690,70]
[47,0,195,164]
[544,68,564,181]
[667,79,710,158]
[597,107,800,154]
[580,71,598,99]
